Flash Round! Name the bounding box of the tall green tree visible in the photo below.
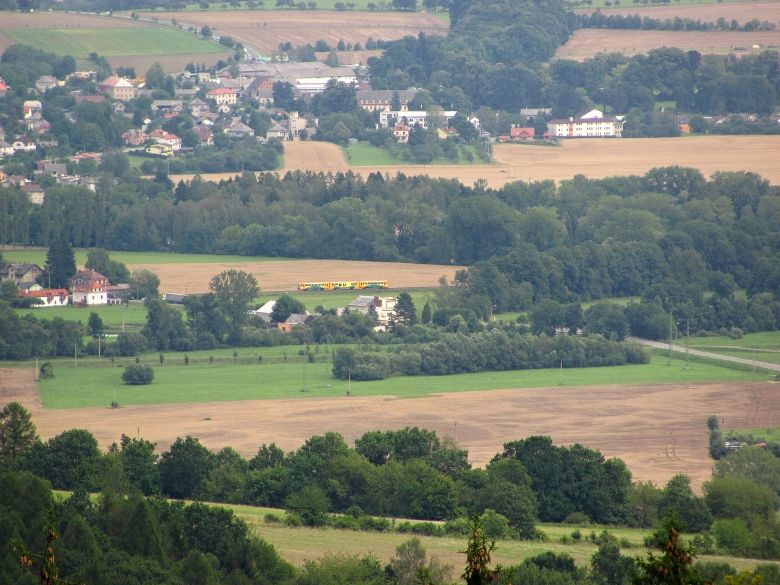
[209,269,259,343]
[634,512,705,585]
[393,292,417,328]
[42,240,76,289]
[271,293,306,324]
[0,402,38,462]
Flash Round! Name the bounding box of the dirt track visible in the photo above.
[4,366,779,491]
[130,258,461,294]
[556,29,780,60]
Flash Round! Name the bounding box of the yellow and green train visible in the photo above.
[297,280,389,291]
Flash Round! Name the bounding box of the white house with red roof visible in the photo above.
[148,129,182,151]
[71,269,109,305]
[206,87,238,106]
[18,288,69,307]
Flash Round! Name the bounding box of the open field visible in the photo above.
[0,247,279,266]
[0,12,230,70]
[175,136,780,187]
[4,349,777,488]
[574,0,780,23]
[14,302,148,328]
[344,142,490,166]
[146,10,448,55]
[229,513,774,570]
[132,258,461,293]
[556,29,780,60]
[686,331,780,365]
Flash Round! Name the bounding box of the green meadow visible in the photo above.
[37,352,767,409]
[14,302,149,328]
[1,247,284,266]
[2,27,226,58]
[685,331,780,365]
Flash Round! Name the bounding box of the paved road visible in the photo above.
[627,336,780,373]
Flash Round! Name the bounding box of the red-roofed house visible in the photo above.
[393,123,409,144]
[18,288,69,307]
[510,126,535,141]
[0,79,8,97]
[206,87,238,106]
[71,269,109,305]
[122,128,148,146]
[148,129,182,151]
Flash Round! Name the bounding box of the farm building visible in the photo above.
[0,262,43,285]
[18,288,69,307]
[71,269,109,306]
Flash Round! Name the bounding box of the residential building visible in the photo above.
[35,75,58,93]
[12,137,37,153]
[348,295,397,330]
[122,128,148,146]
[246,76,274,100]
[278,313,311,332]
[250,300,276,323]
[266,122,288,140]
[97,77,137,101]
[37,160,68,178]
[379,110,458,130]
[0,140,15,157]
[287,112,307,138]
[192,126,214,146]
[206,87,238,106]
[225,119,255,138]
[18,288,69,307]
[145,143,175,157]
[0,78,7,97]
[546,108,623,138]
[71,269,109,305]
[23,100,43,119]
[189,98,210,118]
[392,122,409,144]
[357,89,417,112]
[22,183,45,205]
[148,129,182,151]
[151,99,183,114]
[0,262,43,285]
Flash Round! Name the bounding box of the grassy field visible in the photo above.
[570,0,761,8]
[218,503,771,571]
[725,427,780,443]
[274,287,437,311]
[2,27,224,58]
[15,302,149,328]
[686,331,780,365]
[344,142,490,166]
[0,247,286,266]
[36,351,767,409]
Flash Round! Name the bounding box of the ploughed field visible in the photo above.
[146,9,448,55]
[555,29,780,60]
[574,0,780,24]
[4,363,778,491]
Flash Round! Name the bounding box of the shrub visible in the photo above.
[264,513,281,523]
[563,511,590,525]
[39,362,54,379]
[121,364,154,385]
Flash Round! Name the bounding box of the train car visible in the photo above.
[297,282,333,291]
[357,280,389,289]
[332,281,358,290]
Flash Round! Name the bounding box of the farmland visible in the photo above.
[344,142,490,166]
[5,355,775,489]
[574,0,780,23]
[0,12,230,70]
[145,9,448,55]
[685,331,780,366]
[556,29,780,60]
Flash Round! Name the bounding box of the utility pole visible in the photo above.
[667,309,673,366]
[74,339,78,367]
[684,319,690,370]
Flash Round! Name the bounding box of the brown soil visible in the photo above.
[556,29,780,60]
[574,1,780,24]
[129,258,462,294]
[6,367,778,491]
[149,9,448,54]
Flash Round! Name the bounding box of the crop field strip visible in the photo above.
[573,0,780,23]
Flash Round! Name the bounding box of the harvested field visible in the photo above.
[0,12,230,71]
[148,9,448,54]
[129,258,461,293]
[314,49,384,65]
[556,28,780,60]
[170,135,780,188]
[574,1,780,24]
[7,363,777,490]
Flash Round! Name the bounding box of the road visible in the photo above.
[627,337,780,373]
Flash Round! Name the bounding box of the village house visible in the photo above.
[379,110,458,130]
[225,119,255,138]
[12,137,37,153]
[250,300,276,324]
[151,99,183,115]
[71,269,109,305]
[277,313,312,332]
[0,262,43,285]
[347,295,397,330]
[0,140,14,157]
[206,87,238,106]
[145,143,175,157]
[357,89,418,112]
[189,98,210,118]
[35,75,58,94]
[97,77,137,101]
[392,122,410,144]
[25,115,51,134]
[246,76,274,100]
[22,183,46,205]
[266,122,288,140]
[192,126,214,146]
[547,108,624,138]
[0,78,8,97]
[18,288,69,307]
[148,129,182,151]
[122,128,148,146]
[36,160,68,178]
[23,100,43,119]
[287,112,308,139]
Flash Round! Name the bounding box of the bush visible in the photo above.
[121,364,154,385]
[563,511,590,525]
[39,362,54,379]
[264,513,281,523]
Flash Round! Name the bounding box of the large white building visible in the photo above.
[379,110,458,130]
[547,108,623,138]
